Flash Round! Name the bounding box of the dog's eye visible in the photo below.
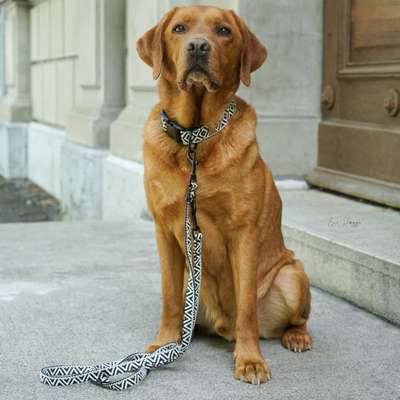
[217,26,231,36]
[172,24,186,34]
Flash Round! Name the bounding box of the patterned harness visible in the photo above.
[40,100,237,391]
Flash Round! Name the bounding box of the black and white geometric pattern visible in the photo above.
[160,100,237,146]
[40,153,203,392]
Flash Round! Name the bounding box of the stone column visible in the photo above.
[238,0,323,177]
[0,0,30,121]
[61,0,126,219]
[102,0,164,220]
[108,0,161,163]
[0,0,30,178]
[65,0,125,149]
[0,7,5,99]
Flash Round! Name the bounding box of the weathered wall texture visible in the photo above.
[30,0,78,127]
[239,0,322,175]
[0,0,322,219]
[0,8,5,98]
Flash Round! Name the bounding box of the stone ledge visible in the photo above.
[0,122,28,178]
[60,141,108,220]
[281,189,400,325]
[28,122,65,198]
[102,155,148,221]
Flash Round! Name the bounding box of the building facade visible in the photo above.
[0,0,322,220]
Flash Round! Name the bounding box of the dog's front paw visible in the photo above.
[234,354,271,385]
[145,338,180,353]
[145,331,181,353]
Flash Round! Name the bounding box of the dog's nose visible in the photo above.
[186,38,210,57]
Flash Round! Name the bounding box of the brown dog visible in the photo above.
[137,5,312,385]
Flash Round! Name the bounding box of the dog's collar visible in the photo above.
[160,100,237,146]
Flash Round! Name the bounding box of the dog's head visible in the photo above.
[137,6,267,92]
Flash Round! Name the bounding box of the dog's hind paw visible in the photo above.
[282,325,312,352]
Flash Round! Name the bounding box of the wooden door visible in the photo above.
[308,0,400,208]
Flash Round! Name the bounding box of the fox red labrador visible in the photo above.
[137,5,312,385]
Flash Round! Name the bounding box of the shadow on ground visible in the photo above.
[0,175,61,223]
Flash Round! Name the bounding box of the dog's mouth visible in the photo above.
[178,65,220,92]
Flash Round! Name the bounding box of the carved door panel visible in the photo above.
[308,0,400,208]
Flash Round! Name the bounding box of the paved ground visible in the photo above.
[0,175,61,223]
[1,220,400,400]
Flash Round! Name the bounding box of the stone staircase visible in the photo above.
[280,188,400,326]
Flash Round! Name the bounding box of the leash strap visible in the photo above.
[40,143,202,391]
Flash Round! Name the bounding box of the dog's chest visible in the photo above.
[148,169,248,232]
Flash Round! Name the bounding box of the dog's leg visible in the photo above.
[258,261,313,351]
[145,225,185,353]
[230,231,272,385]
[278,262,312,352]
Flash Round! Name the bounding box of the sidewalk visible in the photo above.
[1,219,400,400]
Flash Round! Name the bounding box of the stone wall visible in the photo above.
[30,0,78,127]
[239,0,322,176]
[0,0,30,178]
[0,0,322,220]
[0,8,5,98]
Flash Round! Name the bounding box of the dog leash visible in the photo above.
[40,142,202,391]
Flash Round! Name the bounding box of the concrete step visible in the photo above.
[281,188,400,326]
[1,220,400,400]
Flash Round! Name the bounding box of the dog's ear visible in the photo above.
[136,8,177,80]
[231,12,267,87]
